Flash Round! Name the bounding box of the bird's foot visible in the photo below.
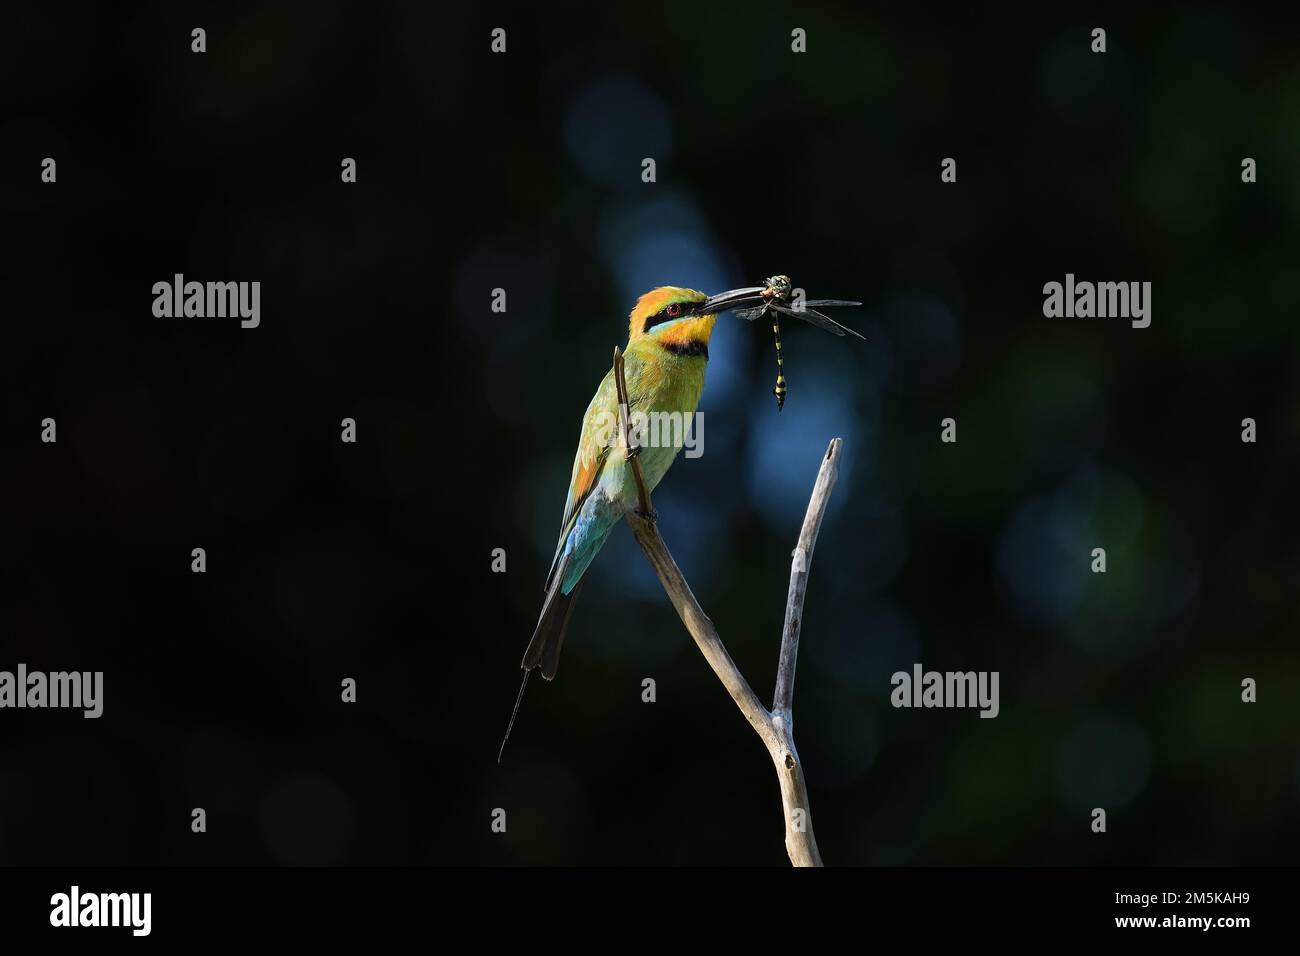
[634,506,659,522]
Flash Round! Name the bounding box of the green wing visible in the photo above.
[544,367,620,590]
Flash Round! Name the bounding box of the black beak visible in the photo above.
[698,286,769,315]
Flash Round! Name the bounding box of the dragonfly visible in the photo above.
[734,274,864,411]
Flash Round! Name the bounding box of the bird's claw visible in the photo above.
[634,507,659,522]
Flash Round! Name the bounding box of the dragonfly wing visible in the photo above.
[802,299,863,308]
[734,305,768,321]
[770,303,866,339]
[804,307,866,340]
[795,305,864,340]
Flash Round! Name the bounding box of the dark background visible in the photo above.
[2,3,1297,865]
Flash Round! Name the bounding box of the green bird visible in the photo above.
[523,284,759,680]
[500,281,861,756]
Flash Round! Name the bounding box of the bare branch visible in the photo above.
[611,351,839,866]
[771,712,823,867]
[613,347,652,515]
[625,517,776,745]
[774,438,842,716]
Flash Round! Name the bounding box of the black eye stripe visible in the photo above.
[642,300,699,334]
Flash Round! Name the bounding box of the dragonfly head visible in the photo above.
[763,275,793,300]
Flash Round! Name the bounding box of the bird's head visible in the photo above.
[628,284,771,349]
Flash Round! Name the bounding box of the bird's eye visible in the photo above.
[666,303,683,318]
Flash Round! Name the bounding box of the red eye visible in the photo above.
[666,303,683,317]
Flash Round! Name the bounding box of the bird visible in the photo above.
[525,285,737,677]
[499,281,861,758]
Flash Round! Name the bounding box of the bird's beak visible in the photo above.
[698,286,769,315]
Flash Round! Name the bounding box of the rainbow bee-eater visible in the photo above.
[501,281,860,756]
[523,285,759,680]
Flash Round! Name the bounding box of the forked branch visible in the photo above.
[613,348,840,866]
